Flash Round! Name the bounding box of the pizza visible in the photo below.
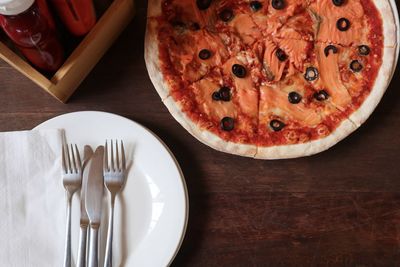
[145,0,398,159]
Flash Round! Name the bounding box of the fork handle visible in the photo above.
[88,226,99,267]
[77,224,88,267]
[104,195,116,267]
[63,193,72,267]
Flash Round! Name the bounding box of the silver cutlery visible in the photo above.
[77,145,94,267]
[103,140,127,267]
[62,144,82,267]
[86,146,105,267]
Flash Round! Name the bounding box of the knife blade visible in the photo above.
[77,145,93,267]
[85,145,104,267]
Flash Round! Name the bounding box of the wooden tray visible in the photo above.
[0,0,135,103]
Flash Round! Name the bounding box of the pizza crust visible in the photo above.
[255,119,357,159]
[373,0,398,47]
[145,15,170,100]
[147,0,162,18]
[163,96,257,157]
[349,47,397,126]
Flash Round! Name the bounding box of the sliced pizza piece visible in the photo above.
[163,51,261,157]
[309,42,396,126]
[256,72,357,159]
[308,0,396,48]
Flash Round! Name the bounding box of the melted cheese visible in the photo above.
[231,13,262,46]
[309,0,365,45]
[259,85,322,126]
[316,43,352,109]
[222,52,259,117]
[192,77,236,120]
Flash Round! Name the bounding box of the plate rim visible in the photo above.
[33,110,189,267]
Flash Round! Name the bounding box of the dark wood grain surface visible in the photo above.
[1,1,400,266]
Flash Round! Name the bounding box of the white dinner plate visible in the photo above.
[34,111,188,267]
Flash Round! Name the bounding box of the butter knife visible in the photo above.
[77,145,93,267]
[85,146,105,267]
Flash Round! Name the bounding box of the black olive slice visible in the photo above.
[270,120,285,131]
[314,90,329,101]
[350,60,363,72]
[337,18,350,31]
[324,45,338,57]
[288,92,302,104]
[332,0,345,6]
[191,22,200,31]
[219,8,233,22]
[250,1,262,11]
[199,49,212,60]
[358,45,370,56]
[172,21,185,28]
[272,0,285,10]
[275,48,287,61]
[304,67,319,81]
[219,87,231,101]
[232,64,247,78]
[196,0,212,10]
[221,117,234,131]
[212,91,221,101]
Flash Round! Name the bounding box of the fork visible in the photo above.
[103,140,126,267]
[62,144,82,267]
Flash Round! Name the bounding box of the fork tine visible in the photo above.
[70,144,77,173]
[121,140,126,171]
[74,144,82,173]
[104,140,108,172]
[111,140,115,172]
[62,144,67,174]
[65,144,72,174]
[116,139,120,172]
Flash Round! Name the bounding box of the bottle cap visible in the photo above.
[0,0,34,15]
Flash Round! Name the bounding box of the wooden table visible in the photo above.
[1,1,400,266]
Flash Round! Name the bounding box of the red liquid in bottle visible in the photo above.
[51,0,97,36]
[0,0,64,72]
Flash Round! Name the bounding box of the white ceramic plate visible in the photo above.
[34,111,188,267]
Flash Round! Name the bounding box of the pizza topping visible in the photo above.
[270,120,285,132]
[221,117,235,131]
[191,23,200,31]
[358,45,370,56]
[212,91,221,101]
[198,49,212,60]
[314,90,330,101]
[324,45,338,57]
[219,8,234,22]
[332,0,346,6]
[336,18,350,31]
[232,64,247,78]
[196,0,212,10]
[271,0,285,10]
[350,60,363,72]
[288,92,302,104]
[304,67,319,82]
[219,87,231,102]
[250,1,262,12]
[275,48,288,61]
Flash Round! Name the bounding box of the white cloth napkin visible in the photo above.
[0,129,65,267]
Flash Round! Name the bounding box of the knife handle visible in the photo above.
[77,224,88,267]
[63,193,72,267]
[88,226,99,267]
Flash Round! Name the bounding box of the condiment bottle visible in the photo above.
[50,0,97,36]
[0,0,64,72]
